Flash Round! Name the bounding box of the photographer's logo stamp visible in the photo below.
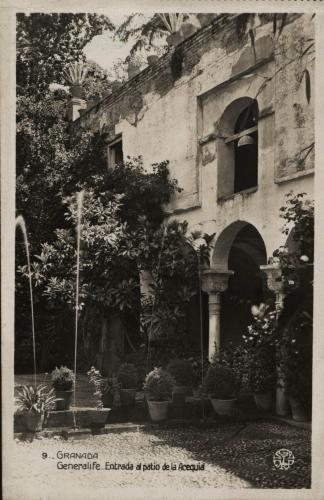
[273,449,295,470]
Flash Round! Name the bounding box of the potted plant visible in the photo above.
[245,355,276,411]
[242,307,277,411]
[15,384,57,432]
[144,367,175,422]
[51,366,74,410]
[203,364,237,416]
[86,367,112,427]
[167,359,195,402]
[87,366,120,409]
[117,363,138,408]
[277,308,312,422]
[242,342,276,411]
[187,354,209,398]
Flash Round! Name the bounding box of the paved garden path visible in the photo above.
[6,421,310,499]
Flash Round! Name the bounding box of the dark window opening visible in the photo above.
[108,138,123,168]
[233,103,258,193]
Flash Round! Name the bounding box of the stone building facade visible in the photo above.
[72,13,314,361]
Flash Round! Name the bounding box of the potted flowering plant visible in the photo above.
[203,364,237,416]
[276,305,312,422]
[143,368,175,422]
[242,304,277,411]
[51,366,74,410]
[87,366,120,409]
[86,367,113,427]
[15,384,57,432]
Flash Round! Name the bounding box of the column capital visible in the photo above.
[260,263,284,293]
[201,268,233,294]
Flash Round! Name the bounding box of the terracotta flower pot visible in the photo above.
[55,390,73,411]
[147,400,169,422]
[210,398,236,416]
[87,409,111,428]
[23,412,44,432]
[253,391,273,411]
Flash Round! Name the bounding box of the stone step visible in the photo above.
[14,398,214,432]
[14,408,111,432]
[14,394,309,432]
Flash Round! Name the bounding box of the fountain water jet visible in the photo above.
[16,216,37,388]
[73,190,85,424]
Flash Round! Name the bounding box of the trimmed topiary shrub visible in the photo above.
[51,366,74,391]
[203,364,237,399]
[144,367,175,401]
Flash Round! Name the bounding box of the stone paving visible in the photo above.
[7,420,311,500]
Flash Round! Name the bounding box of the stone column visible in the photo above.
[260,263,289,416]
[201,269,233,361]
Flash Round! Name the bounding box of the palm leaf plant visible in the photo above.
[15,384,57,432]
[16,384,57,414]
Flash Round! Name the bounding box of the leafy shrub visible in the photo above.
[243,350,276,393]
[278,308,312,406]
[87,366,120,409]
[144,367,175,401]
[218,343,245,389]
[117,363,138,389]
[51,366,74,391]
[167,359,195,386]
[241,305,277,393]
[203,364,237,399]
[15,384,57,414]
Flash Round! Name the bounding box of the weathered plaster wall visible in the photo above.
[75,13,314,263]
[274,14,315,181]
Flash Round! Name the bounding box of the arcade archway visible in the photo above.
[202,221,268,358]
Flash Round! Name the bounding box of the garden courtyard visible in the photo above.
[13,374,311,494]
[11,13,315,499]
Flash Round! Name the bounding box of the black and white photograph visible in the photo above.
[1,2,324,499]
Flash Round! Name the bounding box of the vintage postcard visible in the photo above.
[1,1,324,499]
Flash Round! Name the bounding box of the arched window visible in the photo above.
[233,103,258,192]
[217,98,258,199]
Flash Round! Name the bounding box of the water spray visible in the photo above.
[16,216,37,388]
[73,190,85,428]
